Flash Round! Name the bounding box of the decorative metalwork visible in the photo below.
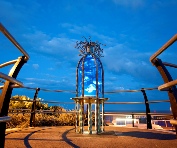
[72,37,108,135]
[150,34,177,137]
[75,36,105,57]
[0,23,29,148]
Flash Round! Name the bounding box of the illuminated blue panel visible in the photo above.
[78,61,82,96]
[78,54,102,97]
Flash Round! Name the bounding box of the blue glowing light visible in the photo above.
[78,54,102,97]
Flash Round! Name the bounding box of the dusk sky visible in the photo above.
[1,0,177,111]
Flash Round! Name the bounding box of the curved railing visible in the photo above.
[150,33,177,136]
[0,23,29,60]
[0,23,29,148]
[1,23,177,147]
[2,86,172,129]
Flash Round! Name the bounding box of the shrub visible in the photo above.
[7,95,76,128]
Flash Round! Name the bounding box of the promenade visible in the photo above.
[5,126,177,148]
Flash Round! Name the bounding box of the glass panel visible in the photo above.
[158,121,166,127]
[78,60,82,96]
[166,121,172,127]
[84,54,96,96]
[116,120,126,125]
[77,54,103,97]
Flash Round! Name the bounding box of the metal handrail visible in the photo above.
[8,109,31,111]
[163,62,177,68]
[102,112,172,116]
[0,116,11,122]
[10,98,76,104]
[105,102,144,104]
[105,100,170,104]
[9,98,170,104]
[10,99,34,102]
[147,100,170,103]
[0,23,30,60]
[7,109,172,116]
[0,72,23,87]
[150,34,177,63]
[158,79,177,91]
[0,59,17,68]
[105,87,158,94]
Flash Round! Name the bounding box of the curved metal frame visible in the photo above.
[0,72,23,87]
[75,43,105,134]
[30,88,40,127]
[150,34,177,136]
[0,23,29,147]
[158,79,177,91]
[0,23,29,60]
[141,89,152,129]
[150,34,177,63]
[0,56,27,147]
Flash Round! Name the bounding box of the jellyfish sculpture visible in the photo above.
[72,37,108,134]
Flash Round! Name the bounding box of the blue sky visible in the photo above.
[1,0,177,111]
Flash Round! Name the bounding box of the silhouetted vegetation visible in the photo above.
[7,95,76,128]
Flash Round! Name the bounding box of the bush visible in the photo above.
[7,95,76,128]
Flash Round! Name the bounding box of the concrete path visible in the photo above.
[5,126,177,148]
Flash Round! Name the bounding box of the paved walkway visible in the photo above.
[5,126,177,148]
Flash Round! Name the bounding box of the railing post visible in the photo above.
[0,56,27,148]
[132,114,134,127]
[141,89,152,129]
[75,100,79,133]
[153,58,177,136]
[30,88,40,127]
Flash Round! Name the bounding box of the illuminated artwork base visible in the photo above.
[71,97,108,134]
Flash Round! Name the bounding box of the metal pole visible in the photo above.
[102,100,104,131]
[76,66,79,97]
[99,60,104,98]
[92,54,99,134]
[81,56,86,97]
[150,34,177,63]
[75,100,79,133]
[0,23,30,60]
[132,114,134,127]
[88,99,92,134]
[30,88,40,127]
[95,103,97,131]
[98,100,101,133]
[141,89,152,129]
[76,57,84,97]
[0,56,27,148]
[153,58,177,136]
[81,56,86,133]
[79,99,84,133]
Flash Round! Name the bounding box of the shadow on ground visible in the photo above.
[115,131,176,140]
[62,128,80,148]
[6,127,53,148]
[24,128,53,148]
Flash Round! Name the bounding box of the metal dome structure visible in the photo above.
[72,37,108,134]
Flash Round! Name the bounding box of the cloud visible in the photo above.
[23,31,78,62]
[61,23,116,46]
[23,25,162,88]
[102,43,162,85]
[22,23,168,89]
[0,0,40,27]
[23,77,75,90]
[32,64,39,70]
[48,67,54,71]
[112,0,145,8]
